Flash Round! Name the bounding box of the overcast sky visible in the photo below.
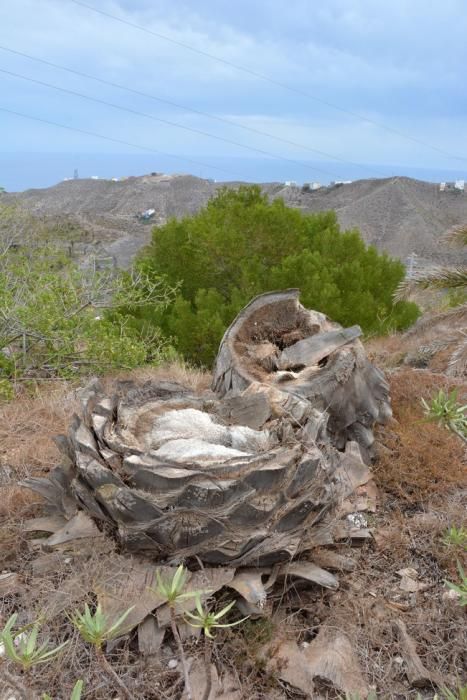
[1,0,467,186]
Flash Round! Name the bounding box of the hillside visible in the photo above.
[270,176,467,263]
[3,173,467,267]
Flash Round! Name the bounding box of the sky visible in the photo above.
[1,0,467,190]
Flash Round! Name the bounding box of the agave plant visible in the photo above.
[185,596,248,638]
[0,613,68,671]
[395,223,467,374]
[153,564,200,607]
[70,603,134,648]
[70,604,134,700]
[150,565,203,700]
[185,596,248,700]
[421,388,467,441]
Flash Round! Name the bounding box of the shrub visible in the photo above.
[135,185,419,365]
[0,232,175,387]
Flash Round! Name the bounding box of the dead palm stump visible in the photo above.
[24,290,390,567]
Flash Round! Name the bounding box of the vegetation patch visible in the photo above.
[129,186,420,365]
[374,369,467,502]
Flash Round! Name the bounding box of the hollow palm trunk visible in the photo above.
[23,291,391,566]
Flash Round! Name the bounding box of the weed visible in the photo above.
[185,595,248,700]
[42,679,83,700]
[421,388,467,441]
[0,613,68,671]
[440,684,467,700]
[70,603,134,647]
[150,564,202,700]
[0,614,69,700]
[442,526,467,550]
[241,617,275,651]
[185,596,248,639]
[444,561,467,606]
[153,563,197,606]
[374,371,466,502]
[71,603,134,699]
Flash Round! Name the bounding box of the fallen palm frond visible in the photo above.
[447,332,467,375]
[442,223,467,246]
[402,303,467,337]
[395,266,467,301]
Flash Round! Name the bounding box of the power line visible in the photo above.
[68,0,467,163]
[0,44,385,179]
[0,67,343,179]
[0,106,242,178]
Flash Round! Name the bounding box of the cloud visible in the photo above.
[0,0,466,173]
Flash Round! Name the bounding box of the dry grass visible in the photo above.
[102,361,212,394]
[374,369,467,503]
[0,361,211,483]
[0,380,79,480]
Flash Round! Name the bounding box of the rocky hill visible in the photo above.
[3,173,467,267]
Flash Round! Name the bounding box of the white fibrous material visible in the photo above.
[152,437,250,463]
[228,425,272,452]
[150,409,227,447]
[149,408,271,456]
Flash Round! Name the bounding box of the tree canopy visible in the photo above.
[132,185,420,366]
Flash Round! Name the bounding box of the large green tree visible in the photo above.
[134,185,419,365]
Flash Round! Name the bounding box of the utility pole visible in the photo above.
[407,252,417,278]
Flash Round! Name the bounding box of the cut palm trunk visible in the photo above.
[23,290,391,568]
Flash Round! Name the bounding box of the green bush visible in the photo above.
[135,185,420,365]
[0,218,175,385]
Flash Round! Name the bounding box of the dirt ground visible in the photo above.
[0,364,465,700]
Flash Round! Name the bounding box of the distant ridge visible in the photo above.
[3,173,467,267]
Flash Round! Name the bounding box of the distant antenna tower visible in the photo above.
[73,168,79,180]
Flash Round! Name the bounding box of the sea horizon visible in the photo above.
[1,152,466,193]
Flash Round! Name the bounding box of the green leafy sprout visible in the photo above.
[439,684,467,700]
[421,389,467,440]
[150,565,211,700]
[153,564,201,606]
[344,689,467,700]
[442,525,467,550]
[185,596,248,638]
[42,679,84,700]
[0,613,68,671]
[444,561,467,606]
[70,603,134,648]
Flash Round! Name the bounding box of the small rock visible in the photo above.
[346,512,368,528]
[396,567,418,579]
[167,658,178,669]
